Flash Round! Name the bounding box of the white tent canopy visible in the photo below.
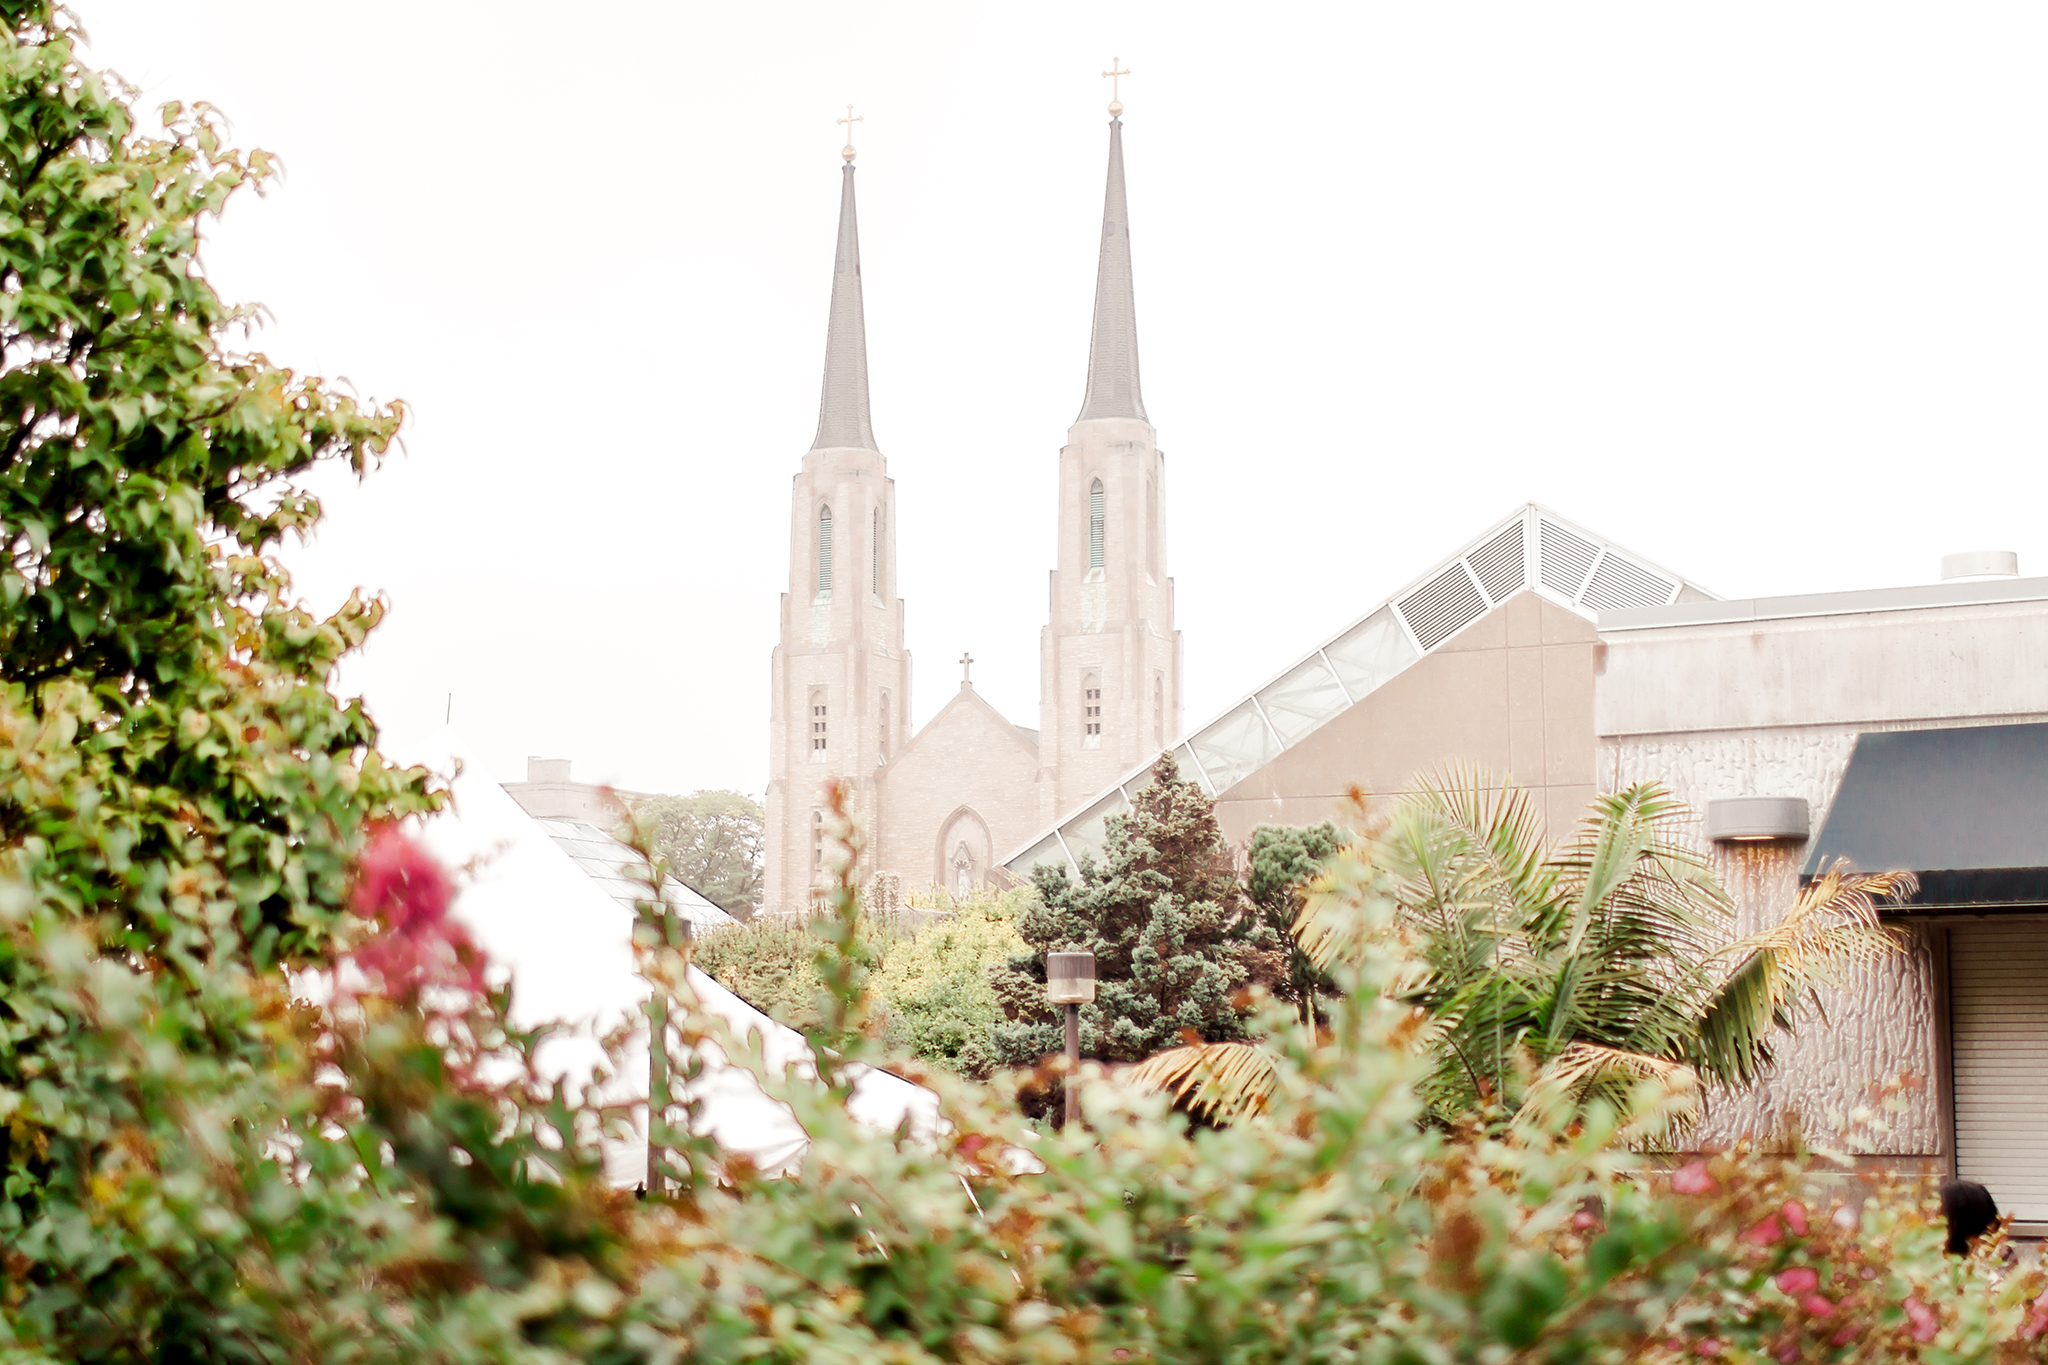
[401,728,939,1184]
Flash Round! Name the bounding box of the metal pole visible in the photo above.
[646,991,669,1193]
[1063,1001,1080,1128]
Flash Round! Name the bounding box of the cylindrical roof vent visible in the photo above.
[1941,550,2019,582]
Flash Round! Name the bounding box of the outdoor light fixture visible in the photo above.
[1046,951,1096,1127]
[1705,797,1810,844]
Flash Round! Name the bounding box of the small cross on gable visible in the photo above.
[959,652,974,685]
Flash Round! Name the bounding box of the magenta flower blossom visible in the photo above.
[1904,1296,1939,1342]
[347,828,484,1005]
[1671,1160,1717,1195]
[1775,1267,1819,1295]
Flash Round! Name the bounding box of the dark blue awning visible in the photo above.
[1802,722,2048,906]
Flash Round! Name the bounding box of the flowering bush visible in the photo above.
[5,6,2048,1359]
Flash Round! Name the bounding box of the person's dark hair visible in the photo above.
[1939,1179,1999,1255]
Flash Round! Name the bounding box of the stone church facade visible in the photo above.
[762,111,1182,914]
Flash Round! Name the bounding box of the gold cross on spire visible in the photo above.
[838,103,862,163]
[1102,57,1130,116]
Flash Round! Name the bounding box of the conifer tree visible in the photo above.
[991,752,1274,1070]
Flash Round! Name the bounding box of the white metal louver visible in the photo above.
[1951,919,2048,1223]
[1398,563,1489,650]
[1002,504,1713,878]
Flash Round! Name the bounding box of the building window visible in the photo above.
[1154,672,1164,746]
[811,810,824,871]
[1082,671,1102,748]
[1088,479,1105,573]
[878,690,890,765]
[816,505,833,599]
[809,688,828,762]
[871,507,881,601]
[1146,475,1158,580]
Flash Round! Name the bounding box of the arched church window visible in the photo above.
[952,842,976,898]
[878,691,890,765]
[1153,672,1164,746]
[1088,480,1105,572]
[811,810,824,871]
[816,506,834,599]
[1082,670,1102,748]
[809,688,828,762]
[1146,476,1158,580]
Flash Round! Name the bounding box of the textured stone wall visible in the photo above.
[873,685,1042,895]
[1597,721,2048,1155]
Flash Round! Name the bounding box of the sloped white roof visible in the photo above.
[1003,503,1714,877]
[531,816,735,936]
[402,728,937,1185]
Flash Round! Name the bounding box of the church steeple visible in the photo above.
[1075,113,1146,423]
[811,154,878,452]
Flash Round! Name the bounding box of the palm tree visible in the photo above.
[1132,771,1913,1132]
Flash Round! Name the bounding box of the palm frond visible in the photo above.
[1690,864,1913,1086]
[1126,1042,1279,1123]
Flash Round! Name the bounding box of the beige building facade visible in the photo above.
[763,112,1180,912]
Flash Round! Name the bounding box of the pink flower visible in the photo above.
[1801,1294,1835,1318]
[1904,1296,1938,1342]
[1741,1213,1783,1246]
[1572,1209,1601,1230]
[1695,1339,1722,1357]
[1832,1204,1859,1231]
[1774,1344,1798,1364]
[1780,1200,1809,1237]
[1775,1267,1819,1295]
[1671,1160,1718,1195]
[1831,1323,1861,1346]
[2023,1291,2048,1341]
[347,829,483,1004]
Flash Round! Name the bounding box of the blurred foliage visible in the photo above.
[7,7,2048,1360]
[626,789,762,918]
[691,883,1026,1078]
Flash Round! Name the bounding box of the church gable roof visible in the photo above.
[1002,503,1714,876]
[889,685,1040,772]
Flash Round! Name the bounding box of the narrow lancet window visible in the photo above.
[817,506,834,598]
[871,507,881,600]
[1146,476,1158,580]
[1088,480,1105,572]
[809,688,828,762]
[812,810,825,871]
[1082,671,1102,748]
[878,691,891,765]
[1153,672,1164,746]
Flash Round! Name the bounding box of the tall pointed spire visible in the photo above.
[811,154,878,452]
[1076,114,1147,423]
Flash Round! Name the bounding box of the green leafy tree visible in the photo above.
[1245,820,1348,1025]
[872,888,1028,1077]
[991,752,1275,1076]
[1140,771,1910,1133]
[631,788,763,917]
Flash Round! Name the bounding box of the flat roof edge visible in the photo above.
[1599,576,2048,632]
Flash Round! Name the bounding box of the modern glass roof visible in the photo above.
[1001,503,1714,878]
[533,817,738,935]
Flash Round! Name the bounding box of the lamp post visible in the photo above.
[1045,951,1096,1128]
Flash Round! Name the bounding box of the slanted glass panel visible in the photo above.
[1009,832,1072,878]
[1324,606,1419,701]
[1257,656,1349,745]
[1061,789,1130,867]
[1188,701,1282,796]
[1174,742,1214,796]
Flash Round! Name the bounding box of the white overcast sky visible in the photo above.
[77,3,2048,797]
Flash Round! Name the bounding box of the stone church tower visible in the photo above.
[761,102,1181,913]
[762,145,911,913]
[1038,112,1182,820]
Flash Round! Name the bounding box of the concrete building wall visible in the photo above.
[1596,589,2048,1157]
[874,684,1041,895]
[1209,591,1599,848]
